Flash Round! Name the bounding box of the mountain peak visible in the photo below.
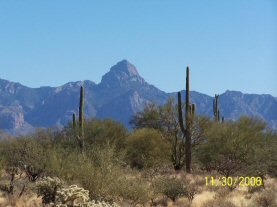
[100,60,144,88]
[110,59,139,77]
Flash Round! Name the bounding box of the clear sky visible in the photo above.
[0,1,276,96]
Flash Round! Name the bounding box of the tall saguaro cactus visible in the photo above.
[213,94,219,122]
[213,94,224,122]
[177,66,195,173]
[191,103,196,116]
[72,85,85,152]
[79,86,84,139]
[78,85,85,150]
[72,113,76,130]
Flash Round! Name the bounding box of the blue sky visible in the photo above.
[0,1,276,96]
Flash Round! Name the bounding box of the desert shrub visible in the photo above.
[131,99,212,170]
[44,148,82,181]
[84,119,128,150]
[0,133,53,181]
[154,176,186,202]
[214,188,231,199]
[119,178,150,205]
[202,199,236,207]
[60,119,128,156]
[0,166,37,205]
[254,188,277,207]
[0,167,21,195]
[126,128,170,169]
[254,131,277,178]
[195,117,273,177]
[130,102,162,130]
[248,185,264,194]
[0,157,3,173]
[0,140,5,170]
[74,145,133,202]
[75,152,119,201]
[185,183,198,203]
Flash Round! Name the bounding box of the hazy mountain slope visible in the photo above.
[0,60,276,135]
[219,90,277,128]
[169,91,214,116]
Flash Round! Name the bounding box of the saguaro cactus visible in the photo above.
[72,85,85,151]
[191,103,196,116]
[177,66,195,173]
[79,85,84,140]
[213,94,224,122]
[72,113,76,130]
[78,85,85,150]
[213,94,219,122]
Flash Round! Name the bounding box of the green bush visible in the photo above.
[195,117,275,177]
[126,128,170,169]
[118,178,150,205]
[74,145,127,202]
[62,119,128,154]
[45,149,82,181]
[131,98,212,170]
[154,176,186,202]
[0,135,51,180]
[73,144,150,205]
[84,119,128,150]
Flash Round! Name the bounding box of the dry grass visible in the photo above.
[0,193,41,207]
[191,191,216,207]
[1,171,277,207]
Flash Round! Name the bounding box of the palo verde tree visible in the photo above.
[131,99,185,170]
[195,117,276,177]
[177,66,196,173]
[131,98,209,171]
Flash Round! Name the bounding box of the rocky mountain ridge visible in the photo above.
[0,60,276,135]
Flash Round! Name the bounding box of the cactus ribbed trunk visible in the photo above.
[213,94,219,122]
[178,92,186,134]
[72,113,76,130]
[177,66,193,173]
[185,67,192,173]
[191,104,196,116]
[213,95,224,123]
[79,86,84,150]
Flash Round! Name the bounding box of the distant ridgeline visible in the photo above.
[0,59,276,135]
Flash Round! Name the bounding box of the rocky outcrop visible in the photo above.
[0,105,25,130]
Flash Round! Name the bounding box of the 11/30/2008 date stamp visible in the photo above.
[205,176,263,187]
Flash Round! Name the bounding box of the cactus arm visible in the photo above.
[191,104,196,116]
[178,92,186,135]
[185,66,190,123]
